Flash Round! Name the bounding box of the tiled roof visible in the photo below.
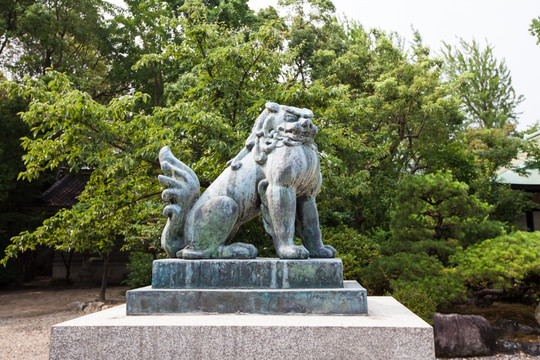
[498,166,540,186]
[42,173,90,208]
[497,132,540,187]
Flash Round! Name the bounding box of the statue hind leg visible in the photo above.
[179,196,258,259]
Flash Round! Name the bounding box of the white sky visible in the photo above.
[248,0,540,130]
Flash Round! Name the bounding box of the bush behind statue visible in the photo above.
[453,231,540,303]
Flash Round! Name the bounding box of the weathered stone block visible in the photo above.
[152,258,343,289]
[433,313,495,357]
[127,280,367,315]
[50,297,436,360]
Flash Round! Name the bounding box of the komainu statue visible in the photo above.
[158,102,336,259]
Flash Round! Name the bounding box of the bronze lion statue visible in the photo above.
[158,102,336,259]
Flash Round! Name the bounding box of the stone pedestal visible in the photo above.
[126,258,367,315]
[151,258,344,288]
[51,259,435,358]
[49,297,435,360]
[127,280,366,315]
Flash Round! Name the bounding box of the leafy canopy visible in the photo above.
[1,0,537,309]
[443,39,524,129]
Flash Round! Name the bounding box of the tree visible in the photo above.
[453,231,540,303]
[390,171,501,250]
[531,16,540,44]
[443,39,524,129]
[1,0,113,81]
[302,28,466,231]
[0,73,55,284]
[442,38,538,228]
[106,0,184,107]
[0,0,34,57]
[1,72,163,299]
[3,0,533,310]
[360,172,502,309]
[277,0,342,84]
[0,0,284,297]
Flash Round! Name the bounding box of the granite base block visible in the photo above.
[50,297,435,360]
[152,258,343,289]
[127,280,367,315]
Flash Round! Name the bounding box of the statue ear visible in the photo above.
[265,102,280,113]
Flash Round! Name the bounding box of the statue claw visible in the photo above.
[308,245,337,258]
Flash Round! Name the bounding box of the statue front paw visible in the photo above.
[219,243,258,259]
[308,245,337,258]
[178,243,258,259]
[276,245,309,259]
[177,247,210,259]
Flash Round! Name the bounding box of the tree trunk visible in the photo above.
[60,250,73,280]
[99,253,110,301]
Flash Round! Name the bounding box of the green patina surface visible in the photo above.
[151,258,344,289]
[127,281,367,315]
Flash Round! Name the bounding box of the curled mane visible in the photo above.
[227,102,317,170]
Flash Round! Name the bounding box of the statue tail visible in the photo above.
[158,146,201,257]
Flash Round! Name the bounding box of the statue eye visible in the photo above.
[285,114,298,122]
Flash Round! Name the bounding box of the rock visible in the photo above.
[492,319,520,337]
[492,318,539,336]
[517,323,536,335]
[521,341,540,356]
[433,313,495,357]
[496,339,519,354]
[496,339,540,356]
[83,301,104,313]
[69,301,87,312]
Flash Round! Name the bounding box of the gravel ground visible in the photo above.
[0,285,128,360]
[445,357,538,359]
[0,310,81,360]
[0,285,537,360]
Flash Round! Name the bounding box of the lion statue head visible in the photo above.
[228,102,319,169]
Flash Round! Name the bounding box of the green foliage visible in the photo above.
[466,126,522,176]
[321,226,379,281]
[1,0,537,313]
[0,90,29,202]
[443,39,524,129]
[391,171,501,249]
[531,16,540,44]
[364,251,466,306]
[453,231,540,300]
[290,23,467,232]
[123,251,155,289]
[390,286,437,324]
[464,126,536,226]
[361,171,502,306]
[1,0,114,91]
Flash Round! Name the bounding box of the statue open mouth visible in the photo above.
[278,124,318,142]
